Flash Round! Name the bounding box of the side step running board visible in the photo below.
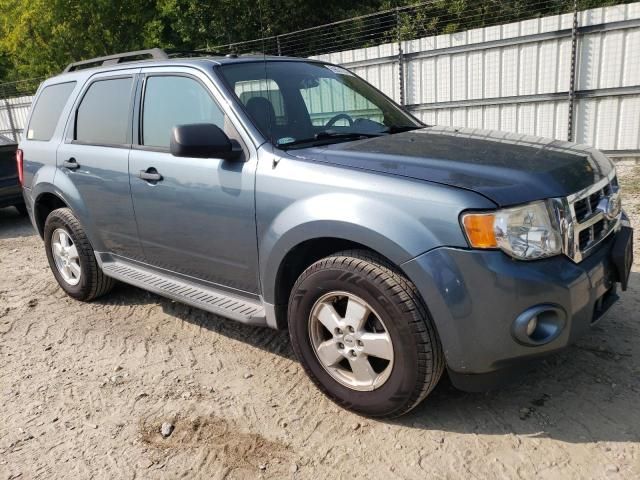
[100,260,266,326]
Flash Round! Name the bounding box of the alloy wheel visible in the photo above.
[308,291,394,391]
[51,228,82,286]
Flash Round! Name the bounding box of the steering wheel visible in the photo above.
[325,113,354,128]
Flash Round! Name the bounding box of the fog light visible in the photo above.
[512,305,566,346]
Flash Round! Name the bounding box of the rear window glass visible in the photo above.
[75,77,133,145]
[26,82,76,141]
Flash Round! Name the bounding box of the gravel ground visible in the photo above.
[1,165,639,480]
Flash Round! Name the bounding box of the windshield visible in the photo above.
[218,60,422,149]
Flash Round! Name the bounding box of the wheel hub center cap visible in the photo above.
[343,334,355,346]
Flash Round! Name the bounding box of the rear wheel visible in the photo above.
[288,249,444,418]
[44,208,115,301]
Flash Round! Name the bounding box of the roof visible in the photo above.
[61,48,314,73]
[49,50,320,85]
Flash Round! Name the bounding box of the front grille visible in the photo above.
[577,219,610,251]
[578,229,590,251]
[572,176,618,223]
[592,219,606,238]
[573,197,590,221]
[566,173,620,262]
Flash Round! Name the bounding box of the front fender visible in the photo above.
[255,149,497,305]
[260,192,456,303]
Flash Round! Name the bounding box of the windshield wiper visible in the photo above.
[383,125,423,134]
[278,130,382,149]
[315,130,383,140]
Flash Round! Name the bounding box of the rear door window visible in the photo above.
[26,82,76,141]
[75,77,134,146]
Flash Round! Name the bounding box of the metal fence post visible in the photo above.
[276,35,282,56]
[396,7,405,106]
[567,0,579,142]
[3,98,19,142]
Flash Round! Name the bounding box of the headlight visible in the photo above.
[461,200,562,260]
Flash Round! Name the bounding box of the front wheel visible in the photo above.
[44,207,115,301]
[288,250,444,418]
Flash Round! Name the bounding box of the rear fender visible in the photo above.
[32,171,102,250]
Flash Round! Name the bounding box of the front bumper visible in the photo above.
[402,223,631,392]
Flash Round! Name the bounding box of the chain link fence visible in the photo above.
[208,0,613,57]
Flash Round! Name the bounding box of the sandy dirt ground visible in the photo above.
[1,165,639,480]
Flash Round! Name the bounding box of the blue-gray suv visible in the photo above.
[18,49,634,417]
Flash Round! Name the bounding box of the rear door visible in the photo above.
[56,69,143,260]
[128,67,259,294]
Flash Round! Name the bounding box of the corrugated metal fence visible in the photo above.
[0,95,32,143]
[0,78,41,142]
[313,2,640,159]
[1,2,639,159]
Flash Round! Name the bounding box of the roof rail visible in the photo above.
[63,48,169,73]
[165,50,228,58]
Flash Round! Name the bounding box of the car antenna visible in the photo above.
[256,2,278,167]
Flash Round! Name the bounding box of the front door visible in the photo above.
[129,70,259,294]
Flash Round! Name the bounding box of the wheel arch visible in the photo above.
[264,229,428,330]
[33,190,69,238]
[32,175,98,247]
[271,237,370,328]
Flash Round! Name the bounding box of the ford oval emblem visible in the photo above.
[598,192,622,221]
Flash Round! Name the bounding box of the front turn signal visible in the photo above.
[461,213,497,249]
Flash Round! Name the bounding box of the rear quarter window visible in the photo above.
[26,82,76,141]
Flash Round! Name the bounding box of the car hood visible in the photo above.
[287,126,614,206]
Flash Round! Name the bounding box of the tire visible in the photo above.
[14,204,28,216]
[44,207,116,301]
[288,249,444,418]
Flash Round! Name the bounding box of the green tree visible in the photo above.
[0,0,157,81]
[0,0,383,81]
[146,0,383,50]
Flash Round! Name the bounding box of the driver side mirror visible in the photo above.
[170,123,243,161]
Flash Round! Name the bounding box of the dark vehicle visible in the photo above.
[18,49,634,417]
[0,140,26,215]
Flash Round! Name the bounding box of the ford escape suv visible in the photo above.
[18,49,633,417]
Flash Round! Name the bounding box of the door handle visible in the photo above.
[62,158,79,170]
[138,168,163,182]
